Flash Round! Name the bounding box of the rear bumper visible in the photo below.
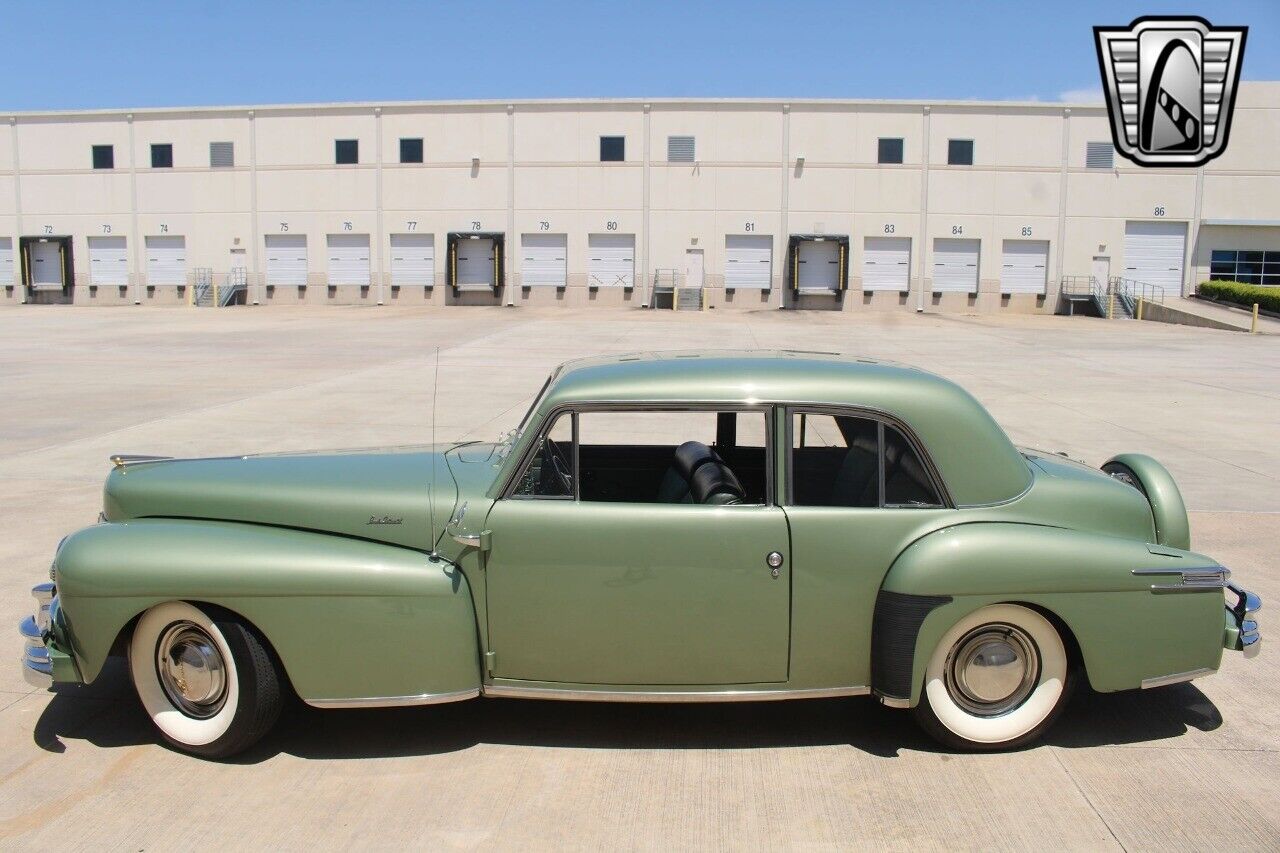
[1224,582,1262,658]
[19,583,55,688]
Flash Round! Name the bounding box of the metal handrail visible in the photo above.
[1111,276,1165,306]
[648,268,678,308]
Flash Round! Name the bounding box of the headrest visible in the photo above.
[674,440,722,481]
[690,461,745,505]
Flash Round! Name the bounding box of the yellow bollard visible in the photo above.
[186,284,194,308]
[1253,303,1260,334]
[213,281,220,308]
[1108,290,1115,320]
[1137,296,1144,321]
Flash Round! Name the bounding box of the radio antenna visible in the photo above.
[428,345,441,559]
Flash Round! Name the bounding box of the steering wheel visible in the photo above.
[544,438,574,495]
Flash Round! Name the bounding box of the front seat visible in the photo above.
[689,461,746,505]
[657,440,722,503]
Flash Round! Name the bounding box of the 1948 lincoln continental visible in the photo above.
[20,351,1261,758]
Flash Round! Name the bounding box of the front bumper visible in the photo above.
[1225,582,1262,658]
[19,582,56,688]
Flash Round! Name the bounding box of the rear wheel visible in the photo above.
[912,604,1071,750]
[129,601,283,759]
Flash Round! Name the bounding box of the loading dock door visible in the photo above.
[588,233,635,288]
[1124,221,1186,297]
[30,240,64,289]
[88,236,128,286]
[145,236,187,285]
[796,240,840,292]
[390,234,435,287]
[456,237,496,289]
[0,238,12,286]
[932,238,980,293]
[521,233,568,287]
[724,235,772,290]
[327,234,371,286]
[265,235,308,286]
[999,240,1049,294]
[861,237,911,291]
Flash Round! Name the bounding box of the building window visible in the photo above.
[947,139,974,166]
[1210,249,1280,285]
[92,145,114,170]
[600,136,625,162]
[1085,141,1114,169]
[335,139,359,164]
[667,135,695,162]
[150,144,173,168]
[878,138,904,164]
[209,141,234,167]
[400,138,424,163]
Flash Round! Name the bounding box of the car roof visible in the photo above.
[536,351,1032,507]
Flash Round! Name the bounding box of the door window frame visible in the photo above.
[783,404,953,509]
[500,401,777,506]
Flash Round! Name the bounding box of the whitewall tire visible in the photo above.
[913,604,1071,750]
[129,601,284,758]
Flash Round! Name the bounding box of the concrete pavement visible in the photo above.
[1,305,1277,849]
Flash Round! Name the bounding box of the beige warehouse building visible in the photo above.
[2,83,1277,312]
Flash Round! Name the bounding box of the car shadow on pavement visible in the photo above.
[33,657,1222,763]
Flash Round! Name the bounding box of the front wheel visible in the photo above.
[129,601,284,759]
[912,604,1071,750]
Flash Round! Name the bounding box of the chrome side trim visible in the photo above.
[877,695,912,709]
[482,684,870,703]
[1133,566,1230,592]
[304,687,480,709]
[1141,667,1216,689]
[109,454,176,469]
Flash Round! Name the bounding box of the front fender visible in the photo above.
[54,519,482,703]
[874,522,1225,705]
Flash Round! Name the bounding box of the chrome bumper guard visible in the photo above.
[19,582,56,688]
[1227,582,1262,659]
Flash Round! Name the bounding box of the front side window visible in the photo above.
[512,408,768,505]
[790,411,942,508]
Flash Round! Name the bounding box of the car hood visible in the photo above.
[102,445,467,551]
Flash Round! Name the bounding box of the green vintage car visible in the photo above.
[20,351,1261,757]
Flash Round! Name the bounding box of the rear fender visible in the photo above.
[875,523,1225,706]
[53,519,482,703]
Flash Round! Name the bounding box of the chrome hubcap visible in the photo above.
[155,621,227,719]
[945,624,1039,716]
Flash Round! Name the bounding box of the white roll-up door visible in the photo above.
[796,240,840,292]
[88,236,128,286]
[724,235,772,290]
[456,237,496,289]
[145,235,186,286]
[1124,221,1186,297]
[999,240,1049,294]
[326,233,370,286]
[588,233,635,288]
[0,238,13,286]
[390,233,435,287]
[521,233,567,287]
[30,241,63,289]
[265,234,308,286]
[932,238,980,293]
[861,237,911,292]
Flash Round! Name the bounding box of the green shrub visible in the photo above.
[1198,280,1280,313]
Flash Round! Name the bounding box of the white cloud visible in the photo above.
[1059,87,1104,103]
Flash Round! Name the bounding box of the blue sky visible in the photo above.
[2,1,1276,111]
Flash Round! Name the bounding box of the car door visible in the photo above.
[483,406,791,686]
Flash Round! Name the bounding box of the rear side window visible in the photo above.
[790,411,942,508]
